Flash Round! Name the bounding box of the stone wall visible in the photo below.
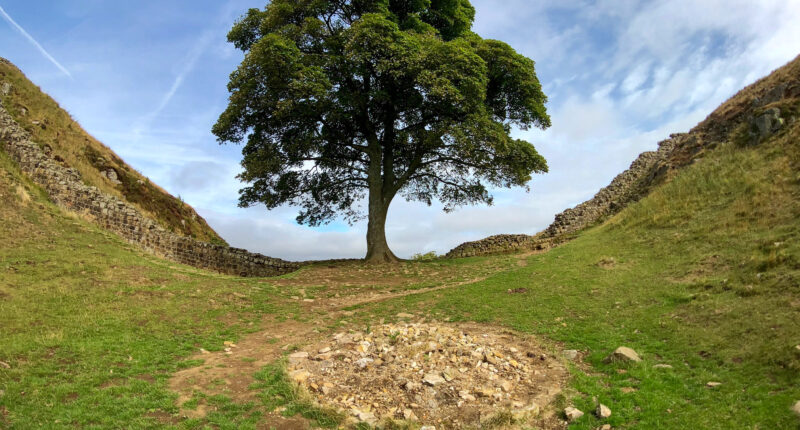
[0,101,299,277]
[444,234,550,259]
[541,135,685,238]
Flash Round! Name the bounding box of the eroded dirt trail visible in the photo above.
[169,251,563,428]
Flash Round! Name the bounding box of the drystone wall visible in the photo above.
[0,100,298,277]
[444,234,548,259]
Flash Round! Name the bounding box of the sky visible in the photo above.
[1,1,799,260]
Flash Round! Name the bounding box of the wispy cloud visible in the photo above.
[0,5,72,78]
[132,30,215,138]
[131,0,242,139]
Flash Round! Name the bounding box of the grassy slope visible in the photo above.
[364,124,800,428]
[0,144,511,428]
[0,147,290,428]
[0,59,226,245]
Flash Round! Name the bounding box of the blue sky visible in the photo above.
[1,0,799,260]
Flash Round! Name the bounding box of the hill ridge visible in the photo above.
[0,58,226,244]
[0,99,298,277]
[446,54,800,258]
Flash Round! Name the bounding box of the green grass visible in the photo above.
[251,361,344,428]
[0,149,288,428]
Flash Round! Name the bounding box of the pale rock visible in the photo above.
[423,373,445,386]
[355,358,374,369]
[564,406,584,422]
[604,346,642,363]
[318,347,331,354]
[562,349,579,360]
[500,380,513,392]
[397,313,415,319]
[706,381,722,388]
[403,408,418,420]
[597,403,612,418]
[792,400,800,417]
[600,425,612,430]
[288,351,309,363]
[653,364,673,369]
[289,370,310,383]
[357,411,377,425]
[420,426,436,430]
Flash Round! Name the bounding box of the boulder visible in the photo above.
[288,351,309,363]
[793,400,800,417]
[597,403,612,419]
[754,107,783,137]
[1,82,11,96]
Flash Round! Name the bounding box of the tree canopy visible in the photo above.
[213,0,551,262]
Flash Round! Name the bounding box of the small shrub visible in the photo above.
[412,251,438,261]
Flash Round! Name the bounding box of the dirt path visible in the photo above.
[168,251,549,425]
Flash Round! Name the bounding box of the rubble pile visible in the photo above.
[287,322,569,428]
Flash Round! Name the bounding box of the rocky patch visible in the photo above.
[287,322,570,428]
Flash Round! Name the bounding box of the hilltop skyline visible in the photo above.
[1,0,799,260]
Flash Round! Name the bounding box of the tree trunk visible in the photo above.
[365,200,400,263]
[365,179,400,263]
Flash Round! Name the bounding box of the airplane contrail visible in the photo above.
[0,5,72,78]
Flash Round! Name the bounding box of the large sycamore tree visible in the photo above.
[214,0,551,263]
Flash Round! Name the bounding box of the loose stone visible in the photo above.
[597,403,612,418]
[564,406,584,422]
[604,346,642,363]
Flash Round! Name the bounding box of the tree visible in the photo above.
[213,0,551,263]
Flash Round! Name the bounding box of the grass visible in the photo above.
[0,148,284,428]
[252,361,344,428]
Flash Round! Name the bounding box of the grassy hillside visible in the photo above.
[361,120,800,428]
[0,58,226,245]
[1,60,799,428]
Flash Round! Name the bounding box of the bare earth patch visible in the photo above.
[288,322,569,429]
[169,319,318,416]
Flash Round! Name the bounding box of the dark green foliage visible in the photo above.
[214,0,550,259]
